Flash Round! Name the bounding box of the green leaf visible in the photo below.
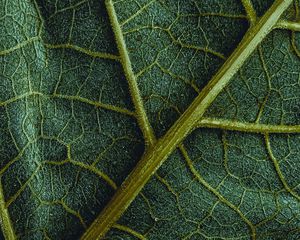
[0,0,299,239]
[0,0,144,238]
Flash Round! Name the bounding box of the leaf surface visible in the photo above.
[0,0,144,238]
[0,0,299,240]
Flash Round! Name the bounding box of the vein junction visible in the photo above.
[82,0,295,239]
[0,0,298,239]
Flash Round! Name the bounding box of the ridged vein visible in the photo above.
[80,1,293,239]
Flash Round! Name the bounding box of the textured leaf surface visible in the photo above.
[106,1,300,240]
[115,0,248,136]
[0,0,300,240]
[0,0,144,238]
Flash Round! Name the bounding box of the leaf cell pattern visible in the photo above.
[113,0,249,136]
[0,0,144,239]
[0,0,300,240]
[106,1,300,240]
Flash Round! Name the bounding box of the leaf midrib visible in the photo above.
[81,0,294,239]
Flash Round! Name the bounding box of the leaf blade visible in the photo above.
[82,0,293,238]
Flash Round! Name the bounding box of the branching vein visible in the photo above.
[265,134,300,202]
[112,224,146,240]
[198,118,300,133]
[81,1,293,239]
[0,37,40,56]
[105,0,155,146]
[44,43,120,60]
[0,92,135,117]
[241,0,257,25]
[276,20,300,31]
[179,144,256,240]
[0,179,16,240]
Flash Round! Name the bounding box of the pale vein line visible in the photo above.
[64,145,117,190]
[0,92,135,117]
[4,160,117,216]
[179,144,256,240]
[156,63,200,93]
[181,13,247,19]
[123,25,226,60]
[120,0,155,26]
[265,134,300,202]
[43,159,118,191]
[49,0,89,17]
[44,43,120,60]
[52,94,135,117]
[28,183,87,229]
[0,37,40,56]
[58,201,87,228]
[276,20,300,32]
[179,41,226,60]
[0,39,122,61]
[198,118,300,133]
[241,0,257,25]
[162,25,226,60]
[0,179,16,240]
[6,165,41,208]
[105,0,156,145]
[80,1,293,239]
[255,45,271,123]
[0,93,30,107]
[0,142,32,175]
[69,160,117,190]
[113,224,146,240]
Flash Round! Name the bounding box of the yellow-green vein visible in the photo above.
[44,43,120,60]
[241,0,257,25]
[197,117,300,133]
[276,20,300,31]
[179,144,256,240]
[81,1,292,239]
[0,179,16,240]
[68,160,117,190]
[0,37,40,56]
[120,0,155,27]
[1,92,135,117]
[112,224,146,240]
[265,134,300,201]
[105,0,155,146]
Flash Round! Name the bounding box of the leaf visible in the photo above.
[0,0,299,240]
[0,0,144,238]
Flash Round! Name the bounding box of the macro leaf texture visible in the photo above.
[0,0,300,240]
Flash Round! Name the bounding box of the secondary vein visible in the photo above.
[81,1,293,239]
[0,37,40,56]
[44,43,120,60]
[0,179,16,240]
[265,134,300,201]
[198,118,300,133]
[113,224,146,240]
[105,0,155,146]
[241,0,257,25]
[179,144,256,240]
[276,20,300,31]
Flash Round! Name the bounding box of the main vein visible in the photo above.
[81,0,293,239]
[105,0,155,146]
